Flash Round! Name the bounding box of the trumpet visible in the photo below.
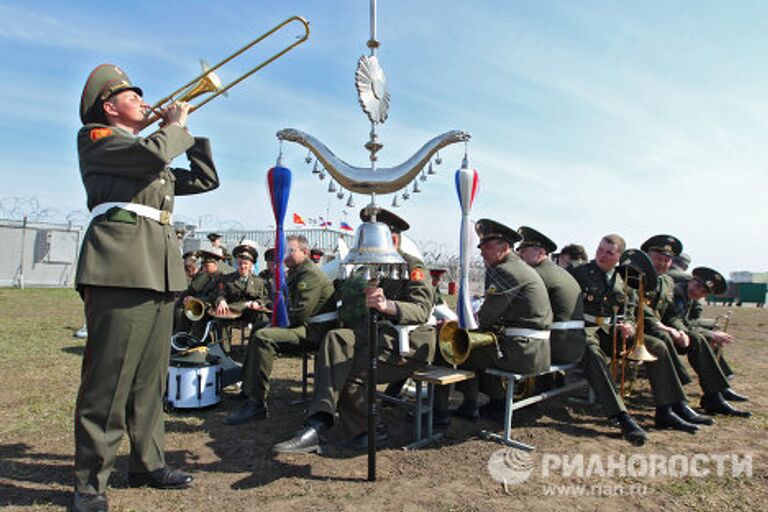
[142,16,310,129]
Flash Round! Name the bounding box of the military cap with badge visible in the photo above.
[517,225,558,254]
[692,267,727,295]
[233,240,258,262]
[360,207,410,233]
[196,245,224,263]
[80,64,143,126]
[475,218,522,247]
[640,234,683,257]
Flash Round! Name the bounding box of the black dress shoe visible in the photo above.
[613,412,648,446]
[273,421,326,454]
[72,492,108,512]
[453,400,479,421]
[655,408,699,434]
[224,399,268,425]
[672,402,715,425]
[722,388,749,402]
[127,466,193,489]
[700,393,752,418]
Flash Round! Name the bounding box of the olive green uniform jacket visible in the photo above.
[74,123,218,495]
[309,250,435,436]
[76,123,218,291]
[242,258,336,401]
[569,261,687,407]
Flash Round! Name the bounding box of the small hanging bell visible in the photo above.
[427,161,436,175]
[346,194,355,208]
[413,181,421,193]
[312,161,321,174]
[328,181,337,193]
[391,195,400,207]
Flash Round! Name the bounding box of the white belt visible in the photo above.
[91,202,172,225]
[308,311,338,323]
[551,320,585,330]
[504,327,551,340]
[583,314,612,326]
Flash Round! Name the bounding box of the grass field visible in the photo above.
[0,288,766,511]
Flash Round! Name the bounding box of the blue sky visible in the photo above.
[1,1,767,275]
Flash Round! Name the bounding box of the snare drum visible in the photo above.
[166,354,222,409]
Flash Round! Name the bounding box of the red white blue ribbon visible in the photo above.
[454,155,479,330]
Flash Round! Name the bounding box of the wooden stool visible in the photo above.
[406,367,475,449]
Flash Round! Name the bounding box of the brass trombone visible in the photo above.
[613,250,658,397]
[712,310,732,362]
[142,16,310,128]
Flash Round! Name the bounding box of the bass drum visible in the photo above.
[166,354,222,409]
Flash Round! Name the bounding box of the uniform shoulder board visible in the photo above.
[89,127,113,141]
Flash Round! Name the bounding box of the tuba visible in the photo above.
[438,320,497,367]
[184,297,209,322]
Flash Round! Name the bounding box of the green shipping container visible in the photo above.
[737,282,767,306]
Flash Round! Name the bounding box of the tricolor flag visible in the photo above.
[319,216,332,228]
[293,213,306,226]
[340,221,354,232]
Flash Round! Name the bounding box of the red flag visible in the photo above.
[293,213,306,225]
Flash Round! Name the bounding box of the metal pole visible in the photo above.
[367,305,378,482]
[18,216,27,289]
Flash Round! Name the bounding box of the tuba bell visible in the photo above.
[438,320,497,366]
[184,297,209,321]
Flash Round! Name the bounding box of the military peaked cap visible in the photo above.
[197,246,224,262]
[692,267,727,295]
[617,248,658,292]
[475,218,522,247]
[360,207,410,233]
[641,234,683,257]
[80,64,143,125]
[517,225,558,254]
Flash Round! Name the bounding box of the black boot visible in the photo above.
[721,388,749,402]
[611,412,647,446]
[224,399,268,425]
[672,401,715,425]
[72,492,108,512]
[700,393,752,418]
[273,418,327,454]
[655,405,699,434]
[127,466,193,489]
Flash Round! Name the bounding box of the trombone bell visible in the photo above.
[623,341,657,362]
[178,61,225,103]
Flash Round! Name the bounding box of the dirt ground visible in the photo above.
[0,289,766,511]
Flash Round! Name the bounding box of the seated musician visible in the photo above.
[434,219,552,423]
[272,208,435,453]
[225,234,336,425]
[664,265,751,416]
[569,235,708,433]
[212,241,270,325]
[517,226,646,445]
[174,246,225,338]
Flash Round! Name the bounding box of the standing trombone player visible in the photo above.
[72,64,219,512]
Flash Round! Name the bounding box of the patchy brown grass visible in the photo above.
[0,289,765,511]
